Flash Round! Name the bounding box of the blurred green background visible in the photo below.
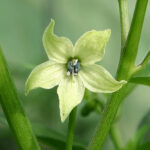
[0,0,150,149]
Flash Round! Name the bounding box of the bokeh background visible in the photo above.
[0,0,150,149]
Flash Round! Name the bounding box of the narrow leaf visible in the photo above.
[33,124,86,150]
[0,116,86,150]
[137,111,150,150]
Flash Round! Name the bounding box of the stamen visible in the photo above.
[67,59,80,76]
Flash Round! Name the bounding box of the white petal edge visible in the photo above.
[25,61,65,95]
[79,64,126,93]
[43,19,73,63]
[57,76,85,122]
[73,29,111,65]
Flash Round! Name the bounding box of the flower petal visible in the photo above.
[43,19,73,63]
[57,76,85,122]
[25,61,65,94]
[73,29,111,65]
[79,64,126,93]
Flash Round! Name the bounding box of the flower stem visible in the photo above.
[88,0,148,150]
[118,0,130,48]
[134,50,150,73]
[110,123,124,150]
[66,107,77,150]
[0,48,41,150]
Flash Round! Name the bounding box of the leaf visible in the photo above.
[124,111,150,150]
[124,126,148,150]
[130,77,150,86]
[139,142,150,150]
[0,116,86,150]
[33,124,86,150]
[81,99,103,117]
[137,111,150,150]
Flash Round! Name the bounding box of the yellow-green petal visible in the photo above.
[43,19,73,63]
[73,29,111,65]
[79,64,126,93]
[25,61,65,95]
[57,76,85,122]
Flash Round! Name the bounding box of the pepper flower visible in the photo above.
[25,19,126,122]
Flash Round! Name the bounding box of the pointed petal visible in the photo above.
[25,61,65,94]
[79,64,126,93]
[43,19,73,63]
[57,76,85,122]
[73,29,111,65]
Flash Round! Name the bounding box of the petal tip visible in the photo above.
[60,115,66,123]
[60,108,68,123]
[120,80,127,85]
[49,19,55,31]
[43,19,55,40]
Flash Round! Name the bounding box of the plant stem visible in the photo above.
[88,0,148,150]
[66,107,77,150]
[109,1,130,149]
[0,48,41,150]
[135,50,150,73]
[118,0,130,48]
[117,0,148,80]
[110,123,123,150]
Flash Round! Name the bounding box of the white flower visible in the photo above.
[25,19,126,122]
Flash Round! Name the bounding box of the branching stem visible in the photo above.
[88,0,148,150]
[134,50,150,74]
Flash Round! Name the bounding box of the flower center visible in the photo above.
[67,59,80,76]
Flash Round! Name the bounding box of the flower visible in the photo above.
[25,19,126,122]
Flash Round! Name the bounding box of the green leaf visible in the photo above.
[124,126,148,150]
[73,29,111,65]
[81,90,105,117]
[125,111,150,150]
[124,111,150,150]
[137,111,150,150]
[33,124,86,150]
[0,116,86,150]
[139,142,150,150]
[130,77,150,86]
[81,99,103,117]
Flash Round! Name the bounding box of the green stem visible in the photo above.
[66,107,77,150]
[110,123,124,150]
[109,1,130,149]
[0,48,41,150]
[135,50,150,73]
[88,0,148,150]
[118,0,130,48]
[117,0,148,80]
